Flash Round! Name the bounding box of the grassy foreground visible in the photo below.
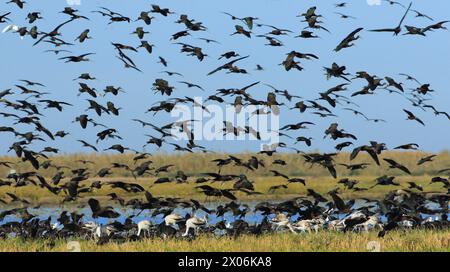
[0,230,449,252]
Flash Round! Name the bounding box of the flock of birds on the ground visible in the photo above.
[0,1,449,246]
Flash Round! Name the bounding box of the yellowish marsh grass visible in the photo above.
[0,152,447,203]
[0,230,448,252]
[0,175,445,205]
[1,151,449,178]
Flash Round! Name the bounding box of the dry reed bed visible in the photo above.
[0,230,448,252]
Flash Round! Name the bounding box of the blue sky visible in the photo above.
[0,0,449,155]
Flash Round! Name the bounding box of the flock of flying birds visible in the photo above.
[0,1,449,245]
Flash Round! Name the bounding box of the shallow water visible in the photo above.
[1,199,447,227]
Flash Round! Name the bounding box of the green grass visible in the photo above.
[0,230,449,252]
[0,175,445,205]
[1,151,449,178]
[0,151,448,204]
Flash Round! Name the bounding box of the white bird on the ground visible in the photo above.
[327,211,367,231]
[51,222,62,230]
[421,216,438,225]
[137,220,152,237]
[182,214,208,237]
[327,218,345,231]
[83,221,99,239]
[288,218,325,234]
[352,215,382,233]
[287,219,312,234]
[271,213,290,231]
[82,221,115,240]
[343,211,367,227]
[164,213,184,227]
[397,219,415,229]
[225,221,232,229]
